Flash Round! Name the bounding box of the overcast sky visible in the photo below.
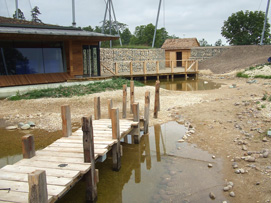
[0,0,269,45]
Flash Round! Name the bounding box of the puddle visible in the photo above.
[141,77,222,91]
[58,121,226,203]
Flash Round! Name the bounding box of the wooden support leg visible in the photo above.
[94,97,101,120]
[130,81,134,114]
[132,103,140,144]
[82,116,97,202]
[22,135,35,159]
[154,81,160,118]
[144,91,150,134]
[122,84,127,119]
[28,170,48,203]
[61,105,72,137]
[107,99,113,119]
[111,108,121,171]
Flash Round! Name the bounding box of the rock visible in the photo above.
[227,182,234,187]
[183,135,188,139]
[208,163,213,168]
[242,145,248,151]
[240,168,245,174]
[178,139,185,143]
[223,186,230,191]
[232,163,238,169]
[27,121,35,127]
[234,157,241,162]
[212,155,216,159]
[229,191,235,197]
[256,182,260,185]
[246,156,256,162]
[209,192,216,200]
[18,122,24,128]
[263,137,268,142]
[263,152,269,158]
[6,126,17,130]
[21,124,31,130]
[235,169,240,174]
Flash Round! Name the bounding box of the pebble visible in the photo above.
[208,163,213,168]
[178,139,185,143]
[240,168,245,174]
[18,122,24,128]
[27,121,35,127]
[229,191,235,197]
[5,126,17,130]
[235,169,241,174]
[227,182,234,187]
[21,124,31,130]
[223,186,230,191]
[232,163,238,169]
[246,156,256,162]
[263,152,269,158]
[209,192,216,200]
[212,155,216,159]
[242,145,248,151]
[263,137,268,142]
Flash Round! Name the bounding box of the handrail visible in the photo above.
[101,63,116,76]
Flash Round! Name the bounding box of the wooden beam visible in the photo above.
[82,116,97,202]
[130,80,134,113]
[154,81,160,118]
[61,105,72,137]
[22,135,35,159]
[132,103,139,122]
[130,62,133,76]
[94,97,101,120]
[132,103,140,144]
[144,91,150,134]
[156,61,159,73]
[122,84,127,119]
[107,99,113,119]
[28,170,48,203]
[114,62,119,75]
[143,61,147,74]
[111,108,121,171]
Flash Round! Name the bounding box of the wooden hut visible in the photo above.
[161,38,199,68]
[0,17,118,87]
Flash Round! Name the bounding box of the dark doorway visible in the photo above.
[82,45,100,77]
[176,52,182,67]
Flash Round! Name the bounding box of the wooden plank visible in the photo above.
[0,179,65,197]
[49,142,109,149]
[1,165,80,179]
[0,171,73,187]
[43,146,108,156]
[36,150,84,158]
[15,159,91,173]
[53,138,115,146]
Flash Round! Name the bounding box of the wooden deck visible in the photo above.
[0,119,138,203]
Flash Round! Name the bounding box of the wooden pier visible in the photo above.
[0,81,158,203]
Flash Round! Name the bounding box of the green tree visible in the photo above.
[199,38,211,46]
[121,28,132,45]
[31,6,42,23]
[221,10,270,45]
[13,9,25,20]
[215,39,223,46]
[83,26,94,32]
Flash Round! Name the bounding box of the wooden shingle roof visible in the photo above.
[161,38,200,50]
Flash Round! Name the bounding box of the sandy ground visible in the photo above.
[1,72,271,202]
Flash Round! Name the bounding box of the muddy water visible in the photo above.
[142,77,222,91]
[58,121,226,203]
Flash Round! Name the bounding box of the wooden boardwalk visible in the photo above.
[0,119,138,203]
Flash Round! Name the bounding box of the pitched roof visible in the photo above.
[161,38,200,50]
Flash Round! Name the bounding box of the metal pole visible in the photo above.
[109,0,112,48]
[261,0,270,45]
[100,0,109,47]
[72,0,76,27]
[111,0,123,46]
[15,0,19,19]
[152,0,162,48]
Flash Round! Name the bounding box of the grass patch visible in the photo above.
[236,72,249,78]
[236,63,271,79]
[8,78,144,101]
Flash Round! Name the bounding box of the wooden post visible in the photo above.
[170,61,173,73]
[154,125,161,162]
[144,91,150,134]
[154,81,160,118]
[122,84,127,118]
[28,170,48,203]
[196,60,199,71]
[185,60,188,71]
[130,80,134,113]
[111,108,121,171]
[156,61,159,73]
[143,61,147,74]
[61,105,72,137]
[132,103,140,144]
[107,99,113,119]
[82,116,97,202]
[94,97,101,120]
[114,62,118,75]
[22,135,35,159]
[130,61,133,76]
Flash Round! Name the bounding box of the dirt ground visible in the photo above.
[1,72,271,202]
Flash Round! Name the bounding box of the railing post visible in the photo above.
[107,99,113,119]
[94,97,101,120]
[156,61,159,73]
[132,102,140,144]
[170,60,173,73]
[130,80,134,113]
[144,91,150,134]
[185,60,188,71]
[154,80,160,118]
[28,170,48,203]
[111,108,121,171]
[61,105,72,137]
[130,61,133,76]
[196,60,199,71]
[143,61,147,74]
[114,62,118,75]
[122,84,127,118]
[82,116,97,202]
[22,135,35,159]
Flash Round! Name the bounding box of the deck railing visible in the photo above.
[100,59,198,76]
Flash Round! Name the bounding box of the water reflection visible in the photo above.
[59,122,226,203]
[0,154,23,168]
[142,77,222,91]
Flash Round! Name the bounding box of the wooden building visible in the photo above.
[161,38,199,68]
[0,17,118,87]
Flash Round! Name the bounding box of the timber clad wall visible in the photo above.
[100,48,165,74]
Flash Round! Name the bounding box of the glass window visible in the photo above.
[43,48,64,73]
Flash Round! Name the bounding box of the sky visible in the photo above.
[0,0,269,45]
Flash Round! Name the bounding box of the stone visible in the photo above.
[232,163,238,169]
[242,145,248,151]
[21,124,31,130]
[234,157,241,162]
[246,156,256,162]
[208,163,213,168]
[235,169,240,174]
[227,182,234,187]
[263,152,269,158]
[240,168,245,174]
[27,121,35,127]
[229,191,235,197]
[209,192,216,200]
[183,135,188,139]
[212,155,216,159]
[18,122,24,128]
[223,186,230,191]
[178,139,185,143]
[6,126,17,130]
[263,137,268,142]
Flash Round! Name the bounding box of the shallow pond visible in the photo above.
[58,121,226,203]
[141,77,222,91]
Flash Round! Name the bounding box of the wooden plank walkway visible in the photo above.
[0,119,138,203]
